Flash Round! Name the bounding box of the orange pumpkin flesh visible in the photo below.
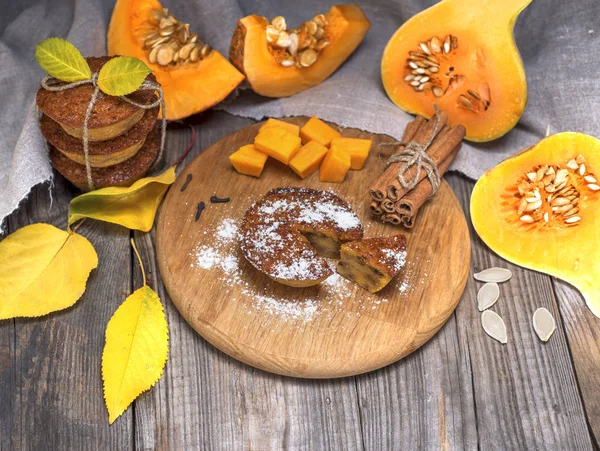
[382,0,532,142]
[471,132,600,317]
[107,0,244,120]
[230,5,371,98]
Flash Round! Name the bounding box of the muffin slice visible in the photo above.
[337,234,407,293]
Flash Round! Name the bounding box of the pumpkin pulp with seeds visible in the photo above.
[229,5,370,97]
[107,0,244,120]
[471,132,600,318]
[381,0,532,142]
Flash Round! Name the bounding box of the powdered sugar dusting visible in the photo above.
[190,213,417,330]
[382,248,407,272]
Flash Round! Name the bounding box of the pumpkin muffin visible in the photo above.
[337,234,407,293]
[49,126,160,191]
[36,56,158,141]
[240,187,364,287]
[39,106,158,168]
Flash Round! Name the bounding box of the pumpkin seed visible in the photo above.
[156,46,174,65]
[315,40,330,51]
[429,36,442,53]
[271,16,286,31]
[588,183,600,191]
[525,199,542,211]
[189,46,199,63]
[419,42,431,55]
[566,159,578,170]
[266,25,280,43]
[579,163,586,176]
[584,175,597,183]
[280,59,295,67]
[474,267,512,283]
[481,310,508,344]
[299,49,318,67]
[576,154,585,164]
[313,14,327,27]
[554,169,569,186]
[520,215,535,223]
[532,308,556,342]
[145,9,211,65]
[275,31,291,48]
[314,26,325,40]
[565,216,581,224]
[432,86,443,97]
[458,95,473,109]
[477,283,500,311]
[148,45,160,64]
[306,20,318,36]
[178,42,195,60]
[443,35,451,53]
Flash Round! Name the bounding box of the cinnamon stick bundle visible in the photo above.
[369,112,465,228]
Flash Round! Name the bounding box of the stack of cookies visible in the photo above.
[36,56,161,191]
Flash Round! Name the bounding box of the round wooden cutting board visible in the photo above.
[156,117,470,378]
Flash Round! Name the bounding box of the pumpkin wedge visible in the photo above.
[107,0,244,120]
[230,5,371,98]
[382,0,532,142]
[471,132,600,318]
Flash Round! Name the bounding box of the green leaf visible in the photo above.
[97,56,151,96]
[35,38,91,82]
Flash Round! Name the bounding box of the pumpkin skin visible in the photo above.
[229,5,371,98]
[381,0,532,142]
[470,132,600,317]
[107,0,244,120]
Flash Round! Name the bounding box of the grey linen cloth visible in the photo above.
[1,0,599,231]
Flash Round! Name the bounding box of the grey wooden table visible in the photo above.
[1,111,599,451]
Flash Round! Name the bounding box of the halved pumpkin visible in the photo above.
[471,132,600,317]
[107,0,244,120]
[230,5,370,98]
[381,0,532,142]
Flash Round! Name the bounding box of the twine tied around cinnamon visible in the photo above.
[41,73,167,191]
[380,107,442,197]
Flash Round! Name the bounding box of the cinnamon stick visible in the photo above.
[369,115,427,201]
[370,201,383,216]
[393,125,465,216]
[367,110,465,228]
[393,144,461,227]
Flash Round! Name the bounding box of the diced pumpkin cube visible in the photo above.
[229,144,268,177]
[300,116,342,147]
[254,127,302,165]
[330,137,372,170]
[259,118,300,136]
[320,146,351,183]
[289,140,329,179]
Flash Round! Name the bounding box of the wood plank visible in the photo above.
[355,312,478,450]
[448,174,593,450]
[552,279,600,445]
[133,112,365,450]
[3,174,134,450]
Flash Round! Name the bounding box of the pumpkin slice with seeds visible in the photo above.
[107,0,244,120]
[471,132,600,318]
[381,0,532,142]
[229,5,371,98]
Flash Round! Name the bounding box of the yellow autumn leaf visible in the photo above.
[0,223,98,319]
[102,285,169,424]
[68,166,176,232]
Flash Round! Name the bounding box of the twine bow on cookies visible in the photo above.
[380,107,442,197]
[41,73,167,191]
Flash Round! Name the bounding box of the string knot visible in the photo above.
[40,70,166,191]
[380,107,442,196]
